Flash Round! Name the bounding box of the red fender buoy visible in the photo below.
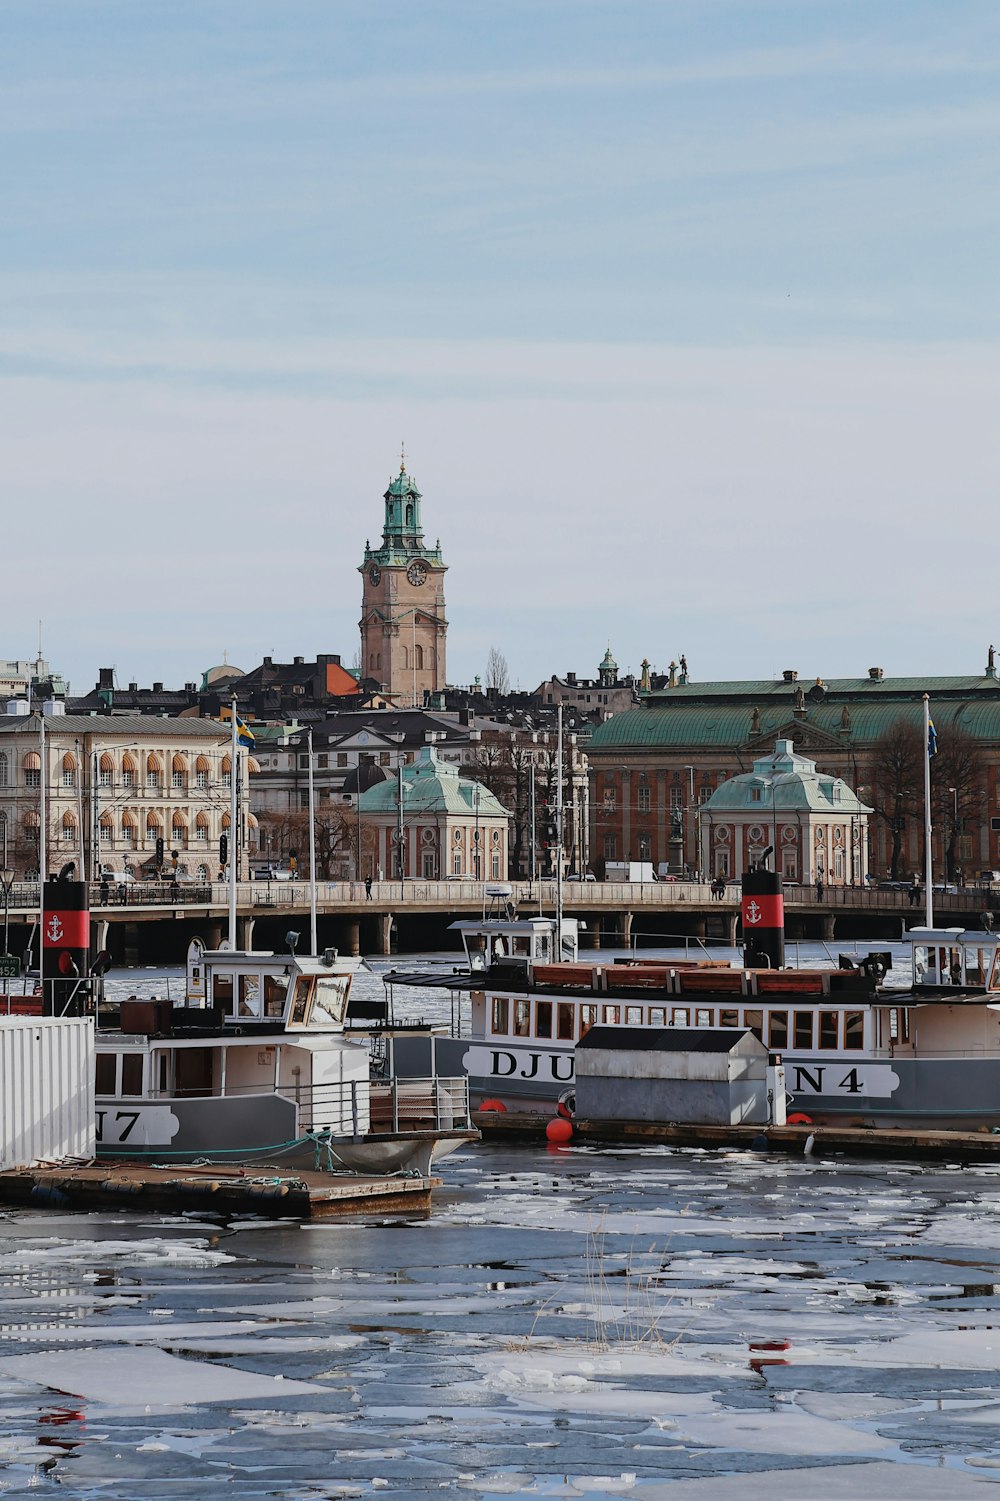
[786,1112,813,1126]
[546,1116,574,1144]
[478,1098,507,1113]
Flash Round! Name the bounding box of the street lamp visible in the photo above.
[683,765,696,877]
[1,867,12,959]
[949,786,958,880]
[474,783,482,881]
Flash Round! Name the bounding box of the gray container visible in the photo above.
[575,1025,770,1126]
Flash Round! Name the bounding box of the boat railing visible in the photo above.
[278,1075,474,1135]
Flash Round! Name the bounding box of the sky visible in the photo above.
[3,1,998,696]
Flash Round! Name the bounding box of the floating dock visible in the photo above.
[474,1110,1000,1164]
[0,1160,438,1219]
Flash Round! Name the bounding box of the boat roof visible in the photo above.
[448,918,560,935]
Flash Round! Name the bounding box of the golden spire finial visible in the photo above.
[400,441,406,474]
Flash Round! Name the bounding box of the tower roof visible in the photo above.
[358,744,509,816]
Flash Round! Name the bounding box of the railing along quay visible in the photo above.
[2,878,998,917]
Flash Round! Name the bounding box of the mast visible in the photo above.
[307,726,318,955]
[556,704,564,955]
[923,693,935,929]
[228,697,238,949]
[38,709,46,997]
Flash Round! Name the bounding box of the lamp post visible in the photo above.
[948,786,958,881]
[474,783,481,881]
[683,765,696,877]
[1,867,12,959]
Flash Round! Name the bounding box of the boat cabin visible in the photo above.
[183,939,352,1030]
[449,916,580,977]
[909,927,1000,992]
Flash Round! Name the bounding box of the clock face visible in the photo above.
[406,561,428,587]
[368,564,381,585]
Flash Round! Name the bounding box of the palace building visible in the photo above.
[359,461,448,705]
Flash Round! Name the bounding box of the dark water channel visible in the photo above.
[4,1144,1000,1497]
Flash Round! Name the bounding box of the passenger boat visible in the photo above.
[381,917,1000,1130]
[93,938,477,1175]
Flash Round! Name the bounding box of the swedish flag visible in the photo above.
[927,718,938,758]
[236,714,255,748]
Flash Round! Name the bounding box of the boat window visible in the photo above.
[913,945,930,985]
[819,1011,839,1049]
[157,1054,169,1094]
[263,974,287,1018]
[990,950,1000,991]
[513,999,531,1036]
[212,972,234,1012]
[626,1006,643,1026]
[743,1009,763,1042]
[672,1007,689,1026]
[290,977,313,1026]
[557,1003,575,1041]
[768,1011,788,1049]
[793,1011,814,1049]
[314,976,349,1024]
[844,1011,865,1049]
[95,1052,116,1094]
[966,947,987,985]
[491,996,509,1034]
[581,1003,598,1037]
[603,1005,620,1024]
[535,1000,553,1038]
[239,974,262,1018]
[649,1007,666,1026]
[120,1054,143,1096]
[720,1009,738,1028]
[695,1008,712,1027]
[467,935,487,972]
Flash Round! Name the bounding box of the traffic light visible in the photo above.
[219,833,228,866]
[155,836,164,866]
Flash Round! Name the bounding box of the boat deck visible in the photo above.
[0,1160,439,1219]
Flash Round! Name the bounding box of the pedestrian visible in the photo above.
[365,875,373,900]
[99,876,109,907]
[909,876,920,907]
[815,875,824,901]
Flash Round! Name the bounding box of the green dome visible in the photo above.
[359,744,509,817]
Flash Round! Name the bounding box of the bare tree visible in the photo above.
[485,646,510,697]
[867,721,923,879]
[257,806,356,880]
[933,725,987,881]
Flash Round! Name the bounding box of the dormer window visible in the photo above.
[750,787,763,802]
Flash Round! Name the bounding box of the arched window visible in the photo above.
[415,644,424,670]
[405,504,414,526]
[0,752,8,787]
[23,751,40,788]
[195,812,209,842]
[171,753,188,790]
[221,754,232,790]
[122,752,137,789]
[402,645,408,669]
[121,811,137,847]
[62,751,77,787]
[195,754,209,789]
[61,811,77,845]
[99,812,113,844]
[221,812,231,830]
[145,753,162,789]
[146,812,162,839]
[99,752,114,787]
[172,812,188,847]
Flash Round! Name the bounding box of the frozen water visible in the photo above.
[4,1149,1000,1495]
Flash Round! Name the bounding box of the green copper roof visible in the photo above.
[702,740,872,814]
[361,463,445,569]
[359,744,509,817]
[589,698,1000,752]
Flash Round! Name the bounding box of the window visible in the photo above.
[744,1009,763,1041]
[603,1005,620,1023]
[768,1011,788,1049]
[720,1009,739,1028]
[819,1011,839,1049]
[298,754,309,769]
[513,999,530,1036]
[793,1011,813,1048]
[637,785,651,814]
[626,1006,643,1025]
[337,753,348,768]
[317,754,328,770]
[99,821,113,843]
[695,1008,712,1027]
[62,768,76,787]
[581,1004,598,1037]
[669,786,683,811]
[379,752,391,766]
[195,823,208,842]
[699,786,713,804]
[0,753,6,787]
[25,769,40,789]
[300,791,309,809]
[649,1007,666,1026]
[750,787,762,803]
[844,1012,865,1050]
[638,834,651,860]
[172,770,183,789]
[604,834,617,860]
[492,854,501,879]
[557,1003,576,1041]
[452,854,462,874]
[672,1007,689,1026]
[492,997,509,1034]
[123,770,134,789]
[536,1001,553,1037]
[196,770,207,789]
[222,772,232,790]
[147,770,160,789]
[99,767,112,787]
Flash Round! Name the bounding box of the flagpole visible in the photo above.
[923,694,934,929]
[228,697,238,950]
[307,726,318,956]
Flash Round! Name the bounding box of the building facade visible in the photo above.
[359,462,448,705]
[587,657,1000,882]
[0,710,252,882]
[697,740,872,885]
[358,745,509,881]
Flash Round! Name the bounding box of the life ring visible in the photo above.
[786,1112,813,1126]
[557,1089,576,1120]
[479,1098,507,1113]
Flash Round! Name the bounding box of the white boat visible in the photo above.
[93,938,477,1176]
[381,917,1000,1130]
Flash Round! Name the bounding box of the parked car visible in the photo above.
[254,866,293,881]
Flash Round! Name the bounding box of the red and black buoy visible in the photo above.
[741,866,785,970]
[42,876,90,1015]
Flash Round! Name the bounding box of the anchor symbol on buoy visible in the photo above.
[744,900,763,926]
[46,914,64,944]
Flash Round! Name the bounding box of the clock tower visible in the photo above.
[359,459,448,704]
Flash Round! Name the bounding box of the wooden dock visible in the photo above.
[0,1160,439,1219]
[474,1110,1000,1164]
